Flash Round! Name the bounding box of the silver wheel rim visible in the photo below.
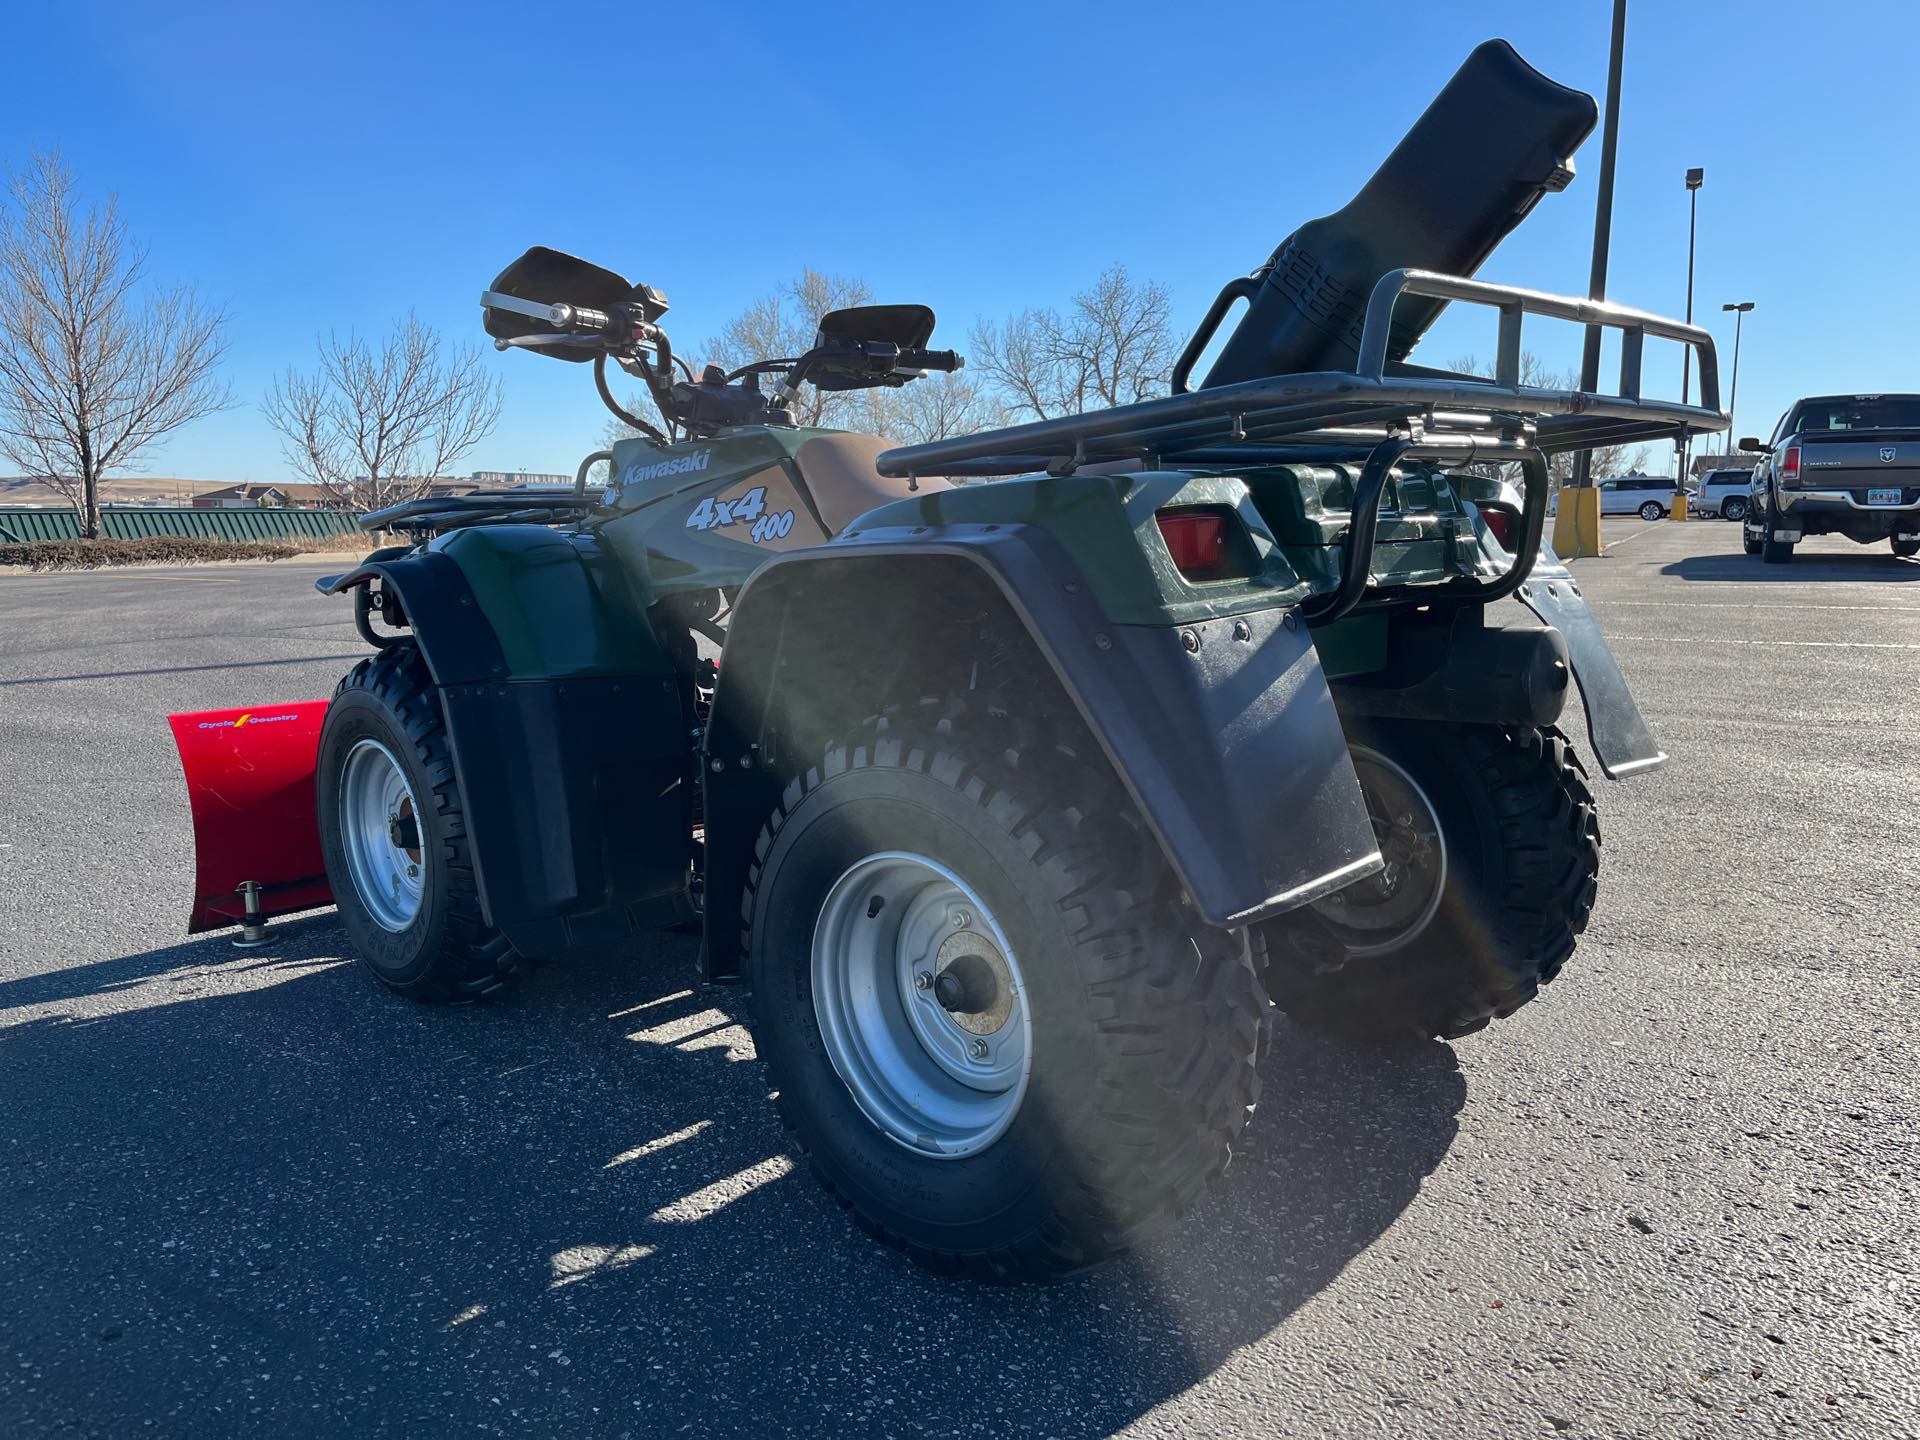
[340,738,427,933]
[1641,502,1662,520]
[810,851,1030,1159]
[1311,746,1447,956]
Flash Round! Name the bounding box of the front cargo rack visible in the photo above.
[358,489,602,536]
[875,270,1729,621]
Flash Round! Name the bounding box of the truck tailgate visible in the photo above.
[1799,429,1920,486]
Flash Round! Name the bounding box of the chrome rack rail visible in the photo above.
[876,269,1726,481]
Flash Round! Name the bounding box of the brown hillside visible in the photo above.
[0,476,239,507]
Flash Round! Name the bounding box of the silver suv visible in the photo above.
[1695,469,1751,520]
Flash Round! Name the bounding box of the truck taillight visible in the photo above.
[1780,445,1800,483]
[1156,509,1230,580]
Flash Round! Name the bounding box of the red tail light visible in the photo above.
[1780,445,1801,483]
[1156,510,1229,579]
[1475,503,1512,547]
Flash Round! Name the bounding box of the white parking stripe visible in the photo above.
[1604,633,1920,650]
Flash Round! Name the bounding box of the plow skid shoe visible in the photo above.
[167,702,333,934]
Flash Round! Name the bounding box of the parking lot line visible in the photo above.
[1601,599,1920,613]
[1604,633,1920,650]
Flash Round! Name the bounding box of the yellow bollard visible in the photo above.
[1671,491,1689,521]
[1551,484,1603,558]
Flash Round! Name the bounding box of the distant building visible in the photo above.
[191,482,335,509]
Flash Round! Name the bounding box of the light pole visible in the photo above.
[1722,300,1754,456]
[1679,168,1703,488]
[1556,0,1629,559]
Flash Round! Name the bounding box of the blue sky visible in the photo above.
[4,0,1915,481]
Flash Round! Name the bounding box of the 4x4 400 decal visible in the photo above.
[685,486,796,543]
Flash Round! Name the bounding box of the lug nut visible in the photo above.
[952,910,971,929]
[969,1039,989,1060]
[914,970,933,991]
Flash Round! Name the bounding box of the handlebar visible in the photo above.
[899,348,962,373]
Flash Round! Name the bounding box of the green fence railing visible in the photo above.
[0,507,365,545]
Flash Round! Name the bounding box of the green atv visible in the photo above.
[193,41,1725,1280]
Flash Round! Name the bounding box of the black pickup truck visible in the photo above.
[1743,394,1920,563]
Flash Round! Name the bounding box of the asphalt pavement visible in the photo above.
[1,527,1915,1438]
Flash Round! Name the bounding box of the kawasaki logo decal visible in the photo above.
[623,449,714,485]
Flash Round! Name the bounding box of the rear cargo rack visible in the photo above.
[878,270,1724,482]
[876,270,1727,618]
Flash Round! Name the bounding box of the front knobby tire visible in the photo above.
[317,643,520,1000]
[742,708,1264,1282]
[1261,722,1600,1043]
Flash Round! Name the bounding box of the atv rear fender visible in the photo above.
[700,519,1384,979]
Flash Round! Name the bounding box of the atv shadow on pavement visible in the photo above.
[0,921,1464,1437]
[1661,552,1920,583]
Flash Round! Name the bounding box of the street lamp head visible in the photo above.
[1686,167,1704,189]
[1723,300,1755,313]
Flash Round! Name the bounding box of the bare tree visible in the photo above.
[0,153,231,538]
[263,315,503,513]
[1448,350,1652,485]
[970,264,1174,421]
[860,370,997,447]
[709,268,874,427]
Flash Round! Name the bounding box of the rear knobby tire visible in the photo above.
[742,708,1264,1282]
[1261,722,1600,1043]
[317,643,520,1000]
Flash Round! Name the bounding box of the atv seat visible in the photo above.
[793,432,952,536]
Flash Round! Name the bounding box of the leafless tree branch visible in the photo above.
[0,152,232,537]
[262,313,503,513]
[969,265,1174,421]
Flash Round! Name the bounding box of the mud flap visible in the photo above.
[1513,554,1665,778]
[168,702,333,933]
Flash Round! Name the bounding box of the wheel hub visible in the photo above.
[1310,746,1447,956]
[931,931,1015,1035]
[811,852,1031,1159]
[340,738,427,934]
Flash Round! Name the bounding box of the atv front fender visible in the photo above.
[701,522,1382,977]
[318,534,692,957]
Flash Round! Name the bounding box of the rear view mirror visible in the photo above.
[482,247,664,363]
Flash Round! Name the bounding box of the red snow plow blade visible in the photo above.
[168,702,333,934]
